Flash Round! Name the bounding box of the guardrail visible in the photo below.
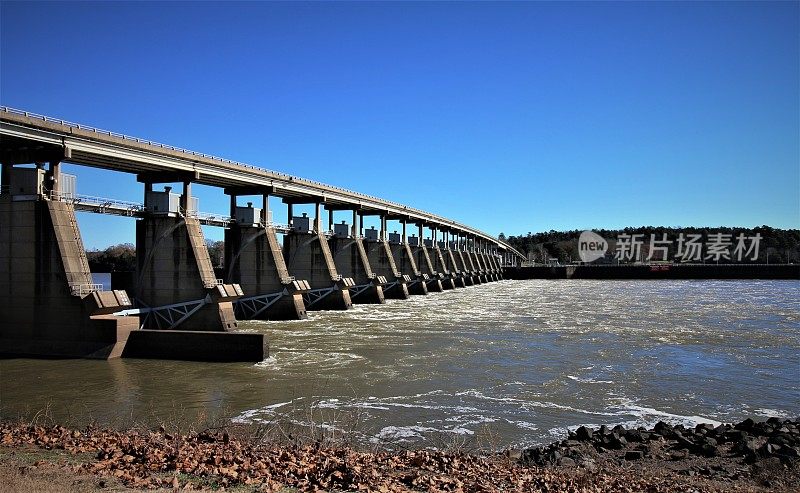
[69,283,103,296]
[55,192,144,211]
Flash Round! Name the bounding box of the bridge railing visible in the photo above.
[69,283,103,297]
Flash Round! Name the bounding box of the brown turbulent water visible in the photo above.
[1,280,798,450]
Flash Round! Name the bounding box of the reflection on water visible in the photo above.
[1,280,798,448]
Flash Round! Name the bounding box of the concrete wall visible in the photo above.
[455,250,476,285]
[431,246,456,290]
[283,232,352,310]
[328,236,384,304]
[365,240,409,299]
[0,198,136,358]
[224,225,306,319]
[391,243,428,295]
[415,245,443,292]
[135,216,238,331]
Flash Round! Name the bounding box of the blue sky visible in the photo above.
[1,1,798,249]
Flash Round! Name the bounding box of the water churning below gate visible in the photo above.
[1,280,798,450]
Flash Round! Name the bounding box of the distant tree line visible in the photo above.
[500,226,800,264]
[87,240,225,272]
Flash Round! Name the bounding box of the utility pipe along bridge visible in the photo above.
[0,107,523,362]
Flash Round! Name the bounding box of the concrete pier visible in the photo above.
[463,249,482,284]
[0,193,137,358]
[283,223,353,310]
[365,236,410,300]
[391,240,428,296]
[329,232,385,304]
[471,249,489,283]
[479,250,495,281]
[135,214,242,330]
[445,247,467,288]
[225,223,309,320]
[431,244,457,290]
[454,248,475,286]
[415,241,444,292]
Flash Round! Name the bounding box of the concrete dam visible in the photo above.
[0,107,525,362]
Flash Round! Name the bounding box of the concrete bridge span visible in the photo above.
[0,107,523,362]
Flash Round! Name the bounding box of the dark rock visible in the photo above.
[725,429,745,442]
[558,457,576,467]
[607,435,627,450]
[612,424,626,435]
[624,429,643,442]
[674,432,695,449]
[735,437,759,454]
[575,426,593,441]
[735,418,755,432]
[711,424,727,438]
[770,434,792,447]
[654,421,672,436]
[670,449,689,460]
[625,450,644,461]
[761,443,782,456]
[699,443,718,457]
[702,437,718,448]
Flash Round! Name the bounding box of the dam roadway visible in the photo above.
[0,107,524,362]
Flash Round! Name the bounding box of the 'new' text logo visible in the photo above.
[578,230,608,263]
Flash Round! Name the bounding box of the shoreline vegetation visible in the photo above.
[502,226,800,265]
[1,417,798,492]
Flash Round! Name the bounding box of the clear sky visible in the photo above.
[1,1,798,249]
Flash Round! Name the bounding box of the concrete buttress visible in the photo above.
[224,224,308,319]
[0,196,137,358]
[391,242,428,295]
[329,235,385,304]
[283,231,353,310]
[365,240,410,299]
[135,215,241,330]
[432,245,457,290]
[415,245,444,292]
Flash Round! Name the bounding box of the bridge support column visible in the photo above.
[467,238,485,284]
[135,212,242,331]
[328,214,384,304]
[366,236,409,300]
[444,234,466,288]
[392,219,428,295]
[224,193,308,320]
[415,224,443,292]
[477,241,494,282]
[283,205,353,311]
[430,227,456,290]
[0,176,137,358]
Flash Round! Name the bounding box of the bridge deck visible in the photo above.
[0,107,523,259]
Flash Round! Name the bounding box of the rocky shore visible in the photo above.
[1,418,798,492]
[519,418,800,486]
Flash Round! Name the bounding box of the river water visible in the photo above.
[1,280,798,449]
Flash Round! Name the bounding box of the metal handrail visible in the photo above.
[51,191,144,211]
[69,283,103,296]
